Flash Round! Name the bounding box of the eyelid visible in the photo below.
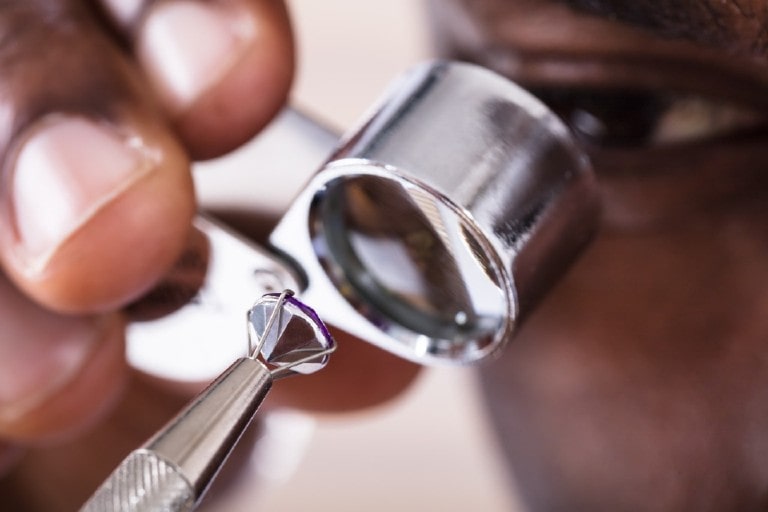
[532,87,766,147]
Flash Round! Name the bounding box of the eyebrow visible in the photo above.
[557,0,759,54]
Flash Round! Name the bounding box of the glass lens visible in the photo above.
[314,176,507,345]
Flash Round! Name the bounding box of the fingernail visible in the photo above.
[138,1,255,113]
[10,116,155,273]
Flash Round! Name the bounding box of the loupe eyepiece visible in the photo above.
[270,61,600,364]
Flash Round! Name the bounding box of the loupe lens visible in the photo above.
[314,175,507,347]
[269,61,599,365]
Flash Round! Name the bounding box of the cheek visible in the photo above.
[476,215,768,509]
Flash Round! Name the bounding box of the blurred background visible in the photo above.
[198,1,525,510]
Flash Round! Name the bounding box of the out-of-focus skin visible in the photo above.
[14,1,768,511]
[432,1,768,510]
[0,1,420,509]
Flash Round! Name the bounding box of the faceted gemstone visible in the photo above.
[247,293,335,375]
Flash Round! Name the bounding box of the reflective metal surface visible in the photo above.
[80,357,273,512]
[126,109,334,383]
[147,357,273,500]
[127,216,302,382]
[82,293,336,512]
[127,60,599,372]
[270,61,600,364]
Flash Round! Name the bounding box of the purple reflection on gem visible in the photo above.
[249,293,336,375]
[263,292,335,351]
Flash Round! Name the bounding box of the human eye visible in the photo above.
[531,87,765,147]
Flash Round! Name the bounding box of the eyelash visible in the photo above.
[530,88,766,147]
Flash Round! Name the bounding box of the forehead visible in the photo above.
[561,0,768,55]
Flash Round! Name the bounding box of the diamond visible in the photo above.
[247,293,335,375]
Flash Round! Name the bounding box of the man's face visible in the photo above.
[433,2,768,511]
[434,0,768,159]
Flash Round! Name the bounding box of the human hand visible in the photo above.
[434,1,768,510]
[0,0,292,470]
[0,1,420,502]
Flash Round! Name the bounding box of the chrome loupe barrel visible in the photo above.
[270,61,600,364]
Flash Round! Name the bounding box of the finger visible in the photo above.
[0,2,195,313]
[0,442,23,478]
[0,273,127,442]
[101,0,295,159]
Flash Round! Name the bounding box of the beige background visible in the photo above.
[201,1,525,510]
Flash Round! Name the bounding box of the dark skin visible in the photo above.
[0,1,419,509]
[434,0,768,510]
[2,0,768,510]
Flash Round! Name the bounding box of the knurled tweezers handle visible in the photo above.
[80,357,273,512]
[80,450,195,512]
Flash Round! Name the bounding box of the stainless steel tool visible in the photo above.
[128,60,600,386]
[84,59,599,512]
[271,60,599,363]
[80,291,335,512]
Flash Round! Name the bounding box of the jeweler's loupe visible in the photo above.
[127,61,599,382]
